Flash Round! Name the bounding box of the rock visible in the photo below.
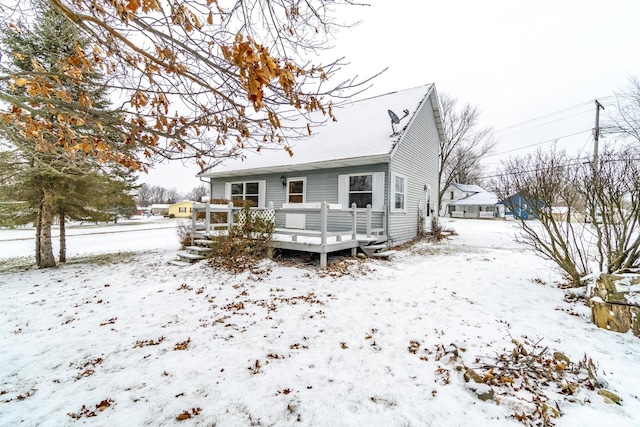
[597,389,622,404]
[463,368,484,384]
[466,382,494,401]
[592,299,638,335]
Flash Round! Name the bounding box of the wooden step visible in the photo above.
[185,245,213,253]
[177,252,205,262]
[368,250,397,258]
[357,237,378,244]
[360,244,388,257]
[193,239,214,246]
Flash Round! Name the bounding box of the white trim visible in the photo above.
[338,172,385,210]
[225,180,265,207]
[286,177,307,204]
[391,173,408,213]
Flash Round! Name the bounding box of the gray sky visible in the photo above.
[140,0,640,192]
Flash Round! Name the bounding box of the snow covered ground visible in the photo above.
[1,219,639,426]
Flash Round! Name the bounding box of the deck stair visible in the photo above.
[175,237,214,263]
[359,242,397,258]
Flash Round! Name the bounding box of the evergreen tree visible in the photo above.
[0,1,136,267]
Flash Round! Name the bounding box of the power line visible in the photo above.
[493,96,615,134]
[480,155,640,181]
[485,129,592,158]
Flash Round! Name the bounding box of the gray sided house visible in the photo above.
[198,84,444,248]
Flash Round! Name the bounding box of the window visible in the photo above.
[349,175,373,208]
[392,174,407,212]
[231,182,259,206]
[225,180,266,208]
[178,207,187,213]
[450,191,454,200]
[287,178,306,203]
[338,172,384,210]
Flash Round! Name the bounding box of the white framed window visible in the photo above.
[338,172,384,210]
[178,207,187,213]
[224,180,266,208]
[391,173,408,213]
[287,177,306,203]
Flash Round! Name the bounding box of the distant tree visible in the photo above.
[146,185,167,205]
[133,183,153,207]
[164,188,182,204]
[605,76,640,143]
[185,185,209,202]
[438,93,496,212]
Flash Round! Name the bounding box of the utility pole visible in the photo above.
[593,99,605,173]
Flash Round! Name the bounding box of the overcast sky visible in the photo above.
[140,0,640,193]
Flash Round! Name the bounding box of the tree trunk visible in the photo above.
[59,211,66,263]
[35,198,42,267]
[38,188,56,268]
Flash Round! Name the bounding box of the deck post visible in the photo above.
[205,202,211,235]
[321,201,328,246]
[366,204,372,237]
[351,203,358,256]
[320,252,327,270]
[190,207,196,245]
[227,202,234,229]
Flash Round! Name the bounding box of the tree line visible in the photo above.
[134,184,209,206]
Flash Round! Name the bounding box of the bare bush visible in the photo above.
[493,148,592,285]
[207,205,274,273]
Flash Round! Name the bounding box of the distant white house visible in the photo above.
[440,183,487,217]
[449,191,504,219]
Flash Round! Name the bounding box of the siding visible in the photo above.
[208,164,387,232]
[388,92,441,245]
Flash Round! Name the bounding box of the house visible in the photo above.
[150,204,170,216]
[198,84,444,250]
[168,201,196,218]
[498,194,539,220]
[448,191,504,219]
[135,206,151,216]
[440,183,487,216]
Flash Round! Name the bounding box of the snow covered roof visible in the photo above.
[199,85,439,178]
[450,191,499,206]
[452,183,487,193]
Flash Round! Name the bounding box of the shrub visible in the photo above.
[207,205,274,272]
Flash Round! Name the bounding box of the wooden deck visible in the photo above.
[188,201,387,269]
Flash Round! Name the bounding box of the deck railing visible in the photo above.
[189,201,386,245]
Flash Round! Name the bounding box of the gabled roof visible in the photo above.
[451,183,487,194]
[199,84,442,178]
[450,191,499,206]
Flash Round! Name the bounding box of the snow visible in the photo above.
[200,85,434,176]
[1,219,639,426]
[450,191,499,206]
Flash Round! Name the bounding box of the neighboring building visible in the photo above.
[168,201,196,218]
[498,193,540,220]
[440,183,487,216]
[198,84,445,247]
[150,204,170,216]
[448,191,504,219]
[136,206,151,216]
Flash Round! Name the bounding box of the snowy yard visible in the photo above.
[1,219,639,426]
